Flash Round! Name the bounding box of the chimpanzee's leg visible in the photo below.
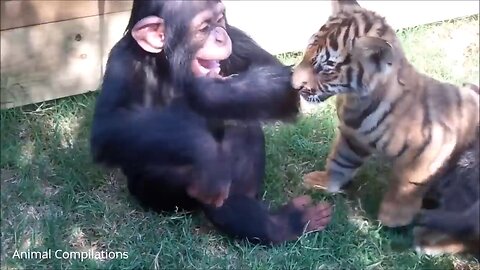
[201,124,332,245]
[123,166,199,213]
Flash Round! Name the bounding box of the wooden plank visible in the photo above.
[1,11,131,109]
[0,0,133,31]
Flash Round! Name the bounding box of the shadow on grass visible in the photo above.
[1,93,151,269]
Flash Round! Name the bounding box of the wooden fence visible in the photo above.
[1,0,478,109]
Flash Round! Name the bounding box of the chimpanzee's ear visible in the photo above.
[131,16,165,53]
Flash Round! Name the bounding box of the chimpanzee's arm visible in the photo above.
[416,201,480,236]
[183,65,299,121]
[92,106,199,167]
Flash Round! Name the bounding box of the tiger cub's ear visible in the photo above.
[331,0,361,14]
[351,36,393,72]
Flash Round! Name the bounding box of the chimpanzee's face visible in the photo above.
[189,1,231,77]
[131,0,232,78]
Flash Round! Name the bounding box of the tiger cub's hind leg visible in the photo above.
[304,134,371,193]
[378,166,431,227]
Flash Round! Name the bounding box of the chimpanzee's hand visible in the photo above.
[237,64,299,121]
[239,64,293,90]
[187,178,231,208]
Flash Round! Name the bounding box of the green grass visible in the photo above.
[1,15,479,270]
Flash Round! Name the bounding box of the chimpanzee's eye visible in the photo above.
[199,23,210,33]
[217,14,225,24]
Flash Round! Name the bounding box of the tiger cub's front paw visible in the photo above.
[303,171,342,193]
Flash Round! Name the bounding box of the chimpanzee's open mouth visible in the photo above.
[193,58,221,77]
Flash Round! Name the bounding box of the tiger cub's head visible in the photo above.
[292,0,401,103]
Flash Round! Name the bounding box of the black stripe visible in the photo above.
[413,129,432,160]
[363,94,407,135]
[380,132,393,153]
[344,116,362,129]
[342,19,352,47]
[361,13,373,33]
[337,149,364,167]
[421,91,432,131]
[338,54,351,67]
[413,92,433,160]
[345,136,370,157]
[325,48,330,61]
[379,130,409,158]
[330,157,360,169]
[394,140,409,158]
[336,55,351,72]
[329,30,339,51]
[452,86,463,114]
[343,97,380,129]
[329,84,350,90]
[346,66,353,84]
[438,118,451,132]
[356,63,364,89]
[361,98,381,121]
[464,83,479,94]
[376,18,388,37]
[370,52,383,72]
[353,19,359,37]
[368,133,383,149]
[340,17,351,27]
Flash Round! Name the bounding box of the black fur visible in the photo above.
[90,0,314,245]
[415,133,480,255]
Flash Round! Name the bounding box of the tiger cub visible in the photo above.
[291,0,479,227]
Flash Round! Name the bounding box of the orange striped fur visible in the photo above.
[291,0,480,228]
